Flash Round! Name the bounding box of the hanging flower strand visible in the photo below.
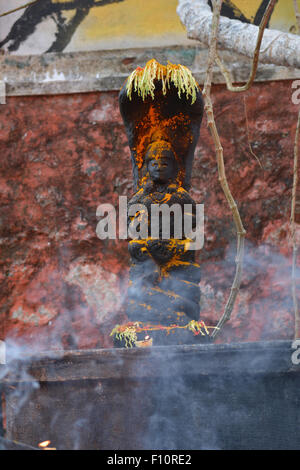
[126,59,198,104]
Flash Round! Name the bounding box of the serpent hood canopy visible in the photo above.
[119,59,204,191]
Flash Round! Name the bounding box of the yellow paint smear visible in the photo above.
[53,0,300,50]
[77,0,185,41]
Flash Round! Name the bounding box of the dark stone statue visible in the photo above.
[115,60,209,346]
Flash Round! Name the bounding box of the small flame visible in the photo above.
[38,440,51,448]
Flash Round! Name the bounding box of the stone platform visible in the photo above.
[0,341,299,449]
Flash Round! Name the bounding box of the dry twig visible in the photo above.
[177,0,300,69]
[0,1,40,17]
[243,96,263,170]
[202,0,246,339]
[215,0,278,92]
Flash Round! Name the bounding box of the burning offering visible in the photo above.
[38,440,56,450]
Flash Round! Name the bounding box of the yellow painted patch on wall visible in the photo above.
[69,0,192,50]
[67,0,300,51]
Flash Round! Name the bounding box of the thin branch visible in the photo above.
[202,0,246,339]
[294,0,300,33]
[215,0,277,92]
[0,1,40,17]
[291,110,300,339]
[254,0,274,26]
[177,0,300,69]
[243,96,264,170]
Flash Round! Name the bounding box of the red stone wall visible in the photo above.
[0,80,299,349]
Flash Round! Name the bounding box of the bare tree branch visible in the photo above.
[177,0,300,69]
[0,1,40,18]
[201,0,246,339]
[215,0,277,92]
[243,96,264,170]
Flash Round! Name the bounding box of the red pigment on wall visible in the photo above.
[0,81,299,349]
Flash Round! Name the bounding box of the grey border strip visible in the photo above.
[0,46,300,96]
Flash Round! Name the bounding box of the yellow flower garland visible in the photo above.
[126,59,198,104]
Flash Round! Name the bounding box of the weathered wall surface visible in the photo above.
[0,0,194,55]
[0,80,299,349]
[1,0,298,55]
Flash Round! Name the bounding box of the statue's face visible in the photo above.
[146,143,177,184]
[148,157,176,183]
